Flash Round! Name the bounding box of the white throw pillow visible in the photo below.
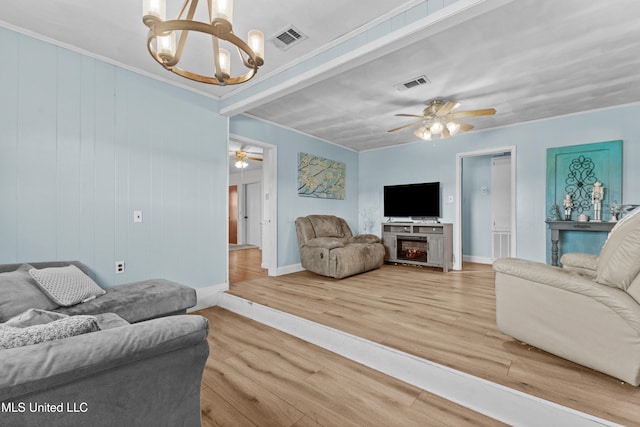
[29,265,106,307]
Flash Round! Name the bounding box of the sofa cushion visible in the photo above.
[29,264,106,307]
[308,215,344,238]
[305,237,346,249]
[56,279,196,323]
[0,264,59,322]
[596,208,640,290]
[0,315,99,350]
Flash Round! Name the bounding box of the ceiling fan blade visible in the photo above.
[394,113,425,118]
[456,121,475,132]
[436,101,458,117]
[247,157,263,161]
[387,119,425,133]
[448,108,496,119]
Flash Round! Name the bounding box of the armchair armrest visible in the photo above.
[560,252,598,277]
[348,234,381,244]
[493,258,640,334]
[304,237,346,250]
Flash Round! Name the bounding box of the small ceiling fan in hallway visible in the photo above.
[388,99,496,140]
[230,149,263,169]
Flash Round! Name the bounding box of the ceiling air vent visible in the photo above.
[394,75,431,92]
[271,25,308,50]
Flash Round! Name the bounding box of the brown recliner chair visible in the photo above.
[295,215,385,279]
[493,208,640,385]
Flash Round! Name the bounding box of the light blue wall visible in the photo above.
[462,155,492,259]
[230,115,359,267]
[360,104,640,263]
[0,28,228,288]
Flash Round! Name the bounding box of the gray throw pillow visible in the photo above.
[29,265,106,307]
[0,264,59,322]
[0,315,100,350]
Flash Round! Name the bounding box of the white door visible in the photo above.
[491,156,512,259]
[246,182,262,247]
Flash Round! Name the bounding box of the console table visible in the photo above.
[545,221,616,266]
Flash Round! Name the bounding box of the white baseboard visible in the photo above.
[274,263,304,276]
[462,255,493,264]
[189,283,228,312]
[217,293,621,427]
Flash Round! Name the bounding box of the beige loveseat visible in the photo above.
[493,208,640,385]
[295,215,385,279]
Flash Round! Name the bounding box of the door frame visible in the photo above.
[455,145,517,270]
[229,134,278,276]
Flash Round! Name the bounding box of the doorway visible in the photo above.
[228,134,277,276]
[455,146,516,270]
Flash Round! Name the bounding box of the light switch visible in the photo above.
[134,210,143,223]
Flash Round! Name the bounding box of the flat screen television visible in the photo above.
[384,182,440,220]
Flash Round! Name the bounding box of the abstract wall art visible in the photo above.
[297,152,345,199]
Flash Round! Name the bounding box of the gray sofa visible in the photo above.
[0,261,209,427]
[295,215,386,279]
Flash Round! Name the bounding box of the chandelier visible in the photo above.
[142,0,265,85]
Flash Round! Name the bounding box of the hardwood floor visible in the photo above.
[224,262,640,426]
[229,248,268,284]
[197,306,506,426]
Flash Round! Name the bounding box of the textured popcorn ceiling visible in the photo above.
[2,0,640,151]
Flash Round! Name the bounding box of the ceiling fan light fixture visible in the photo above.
[235,160,248,168]
[142,0,265,86]
[430,121,443,134]
[446,121,460,136]
[414,126,432,140]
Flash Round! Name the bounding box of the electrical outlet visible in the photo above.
[134,210,143,223]
[115,261,125,274]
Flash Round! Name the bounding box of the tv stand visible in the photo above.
[381,222,453,272]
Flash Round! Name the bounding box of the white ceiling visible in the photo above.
[2,0,640,152]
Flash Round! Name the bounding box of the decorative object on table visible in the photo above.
[591,181,604,222]
[607,202,639,222]
[562,194,574,220]
[577,214,589,222]
[297,153,345,199]
[548,204,562,221]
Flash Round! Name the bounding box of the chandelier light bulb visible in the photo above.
[143,0,166,20]
[213,0,234,23]
[157,32,176,62]
[248,30,265,63]
[235,160,248,169]
[219,49,231,78]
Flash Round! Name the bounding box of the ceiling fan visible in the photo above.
[230,149,262,169]
[388,99,496,140]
